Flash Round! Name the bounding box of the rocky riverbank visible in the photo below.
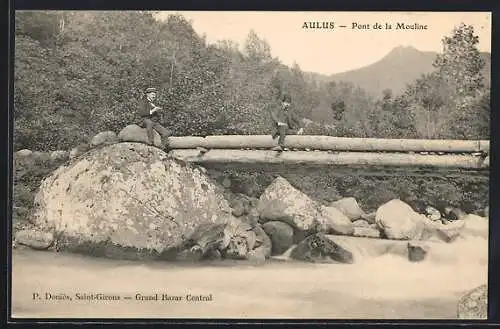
[13,126,489,264]
[12,125,489,319]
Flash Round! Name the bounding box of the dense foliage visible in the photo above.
[13,12,490,215]
[14,12,490,151]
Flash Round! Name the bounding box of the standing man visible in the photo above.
[270,94,304,151]
[138,87,171,150]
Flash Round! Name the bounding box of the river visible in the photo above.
[11,234,488,319]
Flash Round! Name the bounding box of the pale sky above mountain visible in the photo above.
[155,11,491,75]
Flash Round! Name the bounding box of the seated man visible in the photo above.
[138,87,171,150]
[270,94,304,151]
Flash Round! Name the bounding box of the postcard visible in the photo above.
[11,10,490,320]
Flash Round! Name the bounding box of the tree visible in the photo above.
[396,23,489,140]
[433,22,485,98]
[243,29,272,62]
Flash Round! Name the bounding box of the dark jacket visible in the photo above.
[138,98,160,118]
[269,103,302,130]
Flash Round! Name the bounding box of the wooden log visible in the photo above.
[169,149,488,170]
[167,135,490,153]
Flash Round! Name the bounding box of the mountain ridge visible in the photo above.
[304,46,491,97]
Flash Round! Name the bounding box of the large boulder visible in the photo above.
[30,142,233,259]
[375,199,424,240]
[118,124,162,147]
[91,131,119,147]
[457,284,487,319]
[257,176,319,232]
[329,197,365,221]
[316,205,354,235]
[262,221,294,255]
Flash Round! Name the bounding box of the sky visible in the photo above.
[155,11,491,75]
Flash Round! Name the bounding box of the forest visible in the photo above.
[14,11,490,152]
[12,11,491,215]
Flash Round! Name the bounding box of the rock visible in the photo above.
[249,197,260,208]
[241,207,260,227]
[246,249,266,263]
[224,235,250,259]
[484,206,489,217]
[444,206,468,221]
[462,214,488,239]
[16,149,32,157]
[425,206,441,221]
[30,142,234,259]
[419,217,464,243]
[180,217,270,261]
[360,212,376,224]
[316,205,354,235]
[353,226,381,239]
[325,235,414,260]
[257,176,319,232]
[231,204,246,217]
[330,197,365,221]
[222,177,232,189]
[407,241,428,262]
[375,199,424,240]
[50,150,68,161]
[457,284,487,319]
[69,147,79,159]
[91,131,119,147]
[227,193,251,218]
[353,219,370,227]
[32,151,51,162]
[262,221,294,255]
[222,217,258,260]
[252,225,272,259]
[14,229,54,250]
[118,124,162,147]
[181,222,227,257]
[290,233,354,264]
[69,143,91,160]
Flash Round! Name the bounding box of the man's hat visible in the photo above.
[145,87,157,93]
[282,94,291,103]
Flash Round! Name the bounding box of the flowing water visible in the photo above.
[11,234,488,319]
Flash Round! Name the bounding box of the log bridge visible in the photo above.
[165,135,490,177]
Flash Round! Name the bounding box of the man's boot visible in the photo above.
[162,140,170,152]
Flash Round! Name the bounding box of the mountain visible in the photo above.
[305,46,491,98]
